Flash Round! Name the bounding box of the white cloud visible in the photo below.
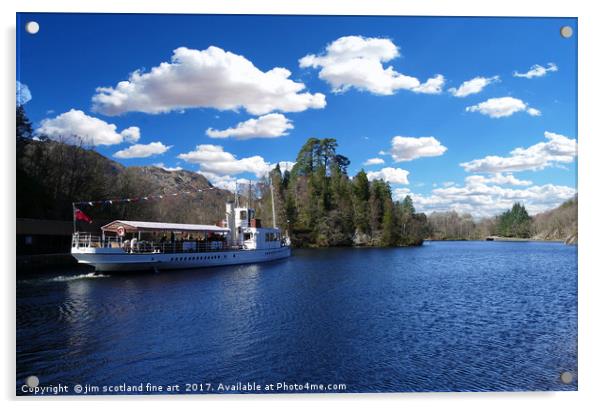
[526,107,542,117]
[120,127,141,143]
[178,144,272,178]
[277,161,296,172]
[461,131,577,173]
[113,142,171,159]
[410,182,575,218]
[206,113,293,139]
[466,97,541,118]
[390,136,447,162]
[412,74,445,94]
[366,167,410,185]
[199,171,247,191]
[299,35,444,95]
[36,109,141,146]
[392,187,412,200]
[449,75,499,97]
[16,81,32,105]
[92,46,326,116]
[363,157,385,166]
[397,179,575,218]
[465,173,532,186]
[513,63,558,79]
[153,163,183,172]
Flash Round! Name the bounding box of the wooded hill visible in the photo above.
[17,106,575,246]
[427,198,578,244]
[254,138,430,247]
[17,103,430,247]
[17,137,233,228]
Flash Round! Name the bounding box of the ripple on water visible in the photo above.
[17,242,577,393]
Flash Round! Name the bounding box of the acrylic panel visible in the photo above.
[16,13,577,395]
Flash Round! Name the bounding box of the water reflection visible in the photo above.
[17,242,577,393]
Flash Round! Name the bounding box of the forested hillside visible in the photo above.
[17,137,232,227]
[427,198,577,244]
[17,106,574,247]
[255,138,430,247]
[17,107,429,247]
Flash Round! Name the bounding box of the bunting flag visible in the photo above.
[72,187,217,207]
[74,208,93,223]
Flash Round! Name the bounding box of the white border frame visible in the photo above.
[3,1,601,408]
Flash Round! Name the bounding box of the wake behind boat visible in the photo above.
[71,202,291,272]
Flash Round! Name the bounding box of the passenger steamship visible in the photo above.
[71,202,291,272]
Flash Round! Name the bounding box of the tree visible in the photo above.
[16,106,33,139]
[497,202,532,238]
[352,170,370,234]
[259,137,429,247]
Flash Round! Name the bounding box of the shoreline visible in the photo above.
[426,238,566,243]
[17,239,573,274]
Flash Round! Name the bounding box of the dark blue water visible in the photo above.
[16,241,577,394]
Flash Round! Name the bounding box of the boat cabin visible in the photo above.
[72,202,285,254]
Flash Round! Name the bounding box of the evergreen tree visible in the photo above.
[260,137,429,247]
[16,105,33,139]
[352,170,371,234]
[497,202,532,238]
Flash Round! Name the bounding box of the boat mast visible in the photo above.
[72,202,77,233]
[270,177,277,228]
[248,179,252,209]
[234,181,239,207]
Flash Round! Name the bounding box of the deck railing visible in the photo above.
[71,233,256,254]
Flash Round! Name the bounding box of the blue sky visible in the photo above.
[16,13,577,217]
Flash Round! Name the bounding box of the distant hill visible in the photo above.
[426,197,578,244]
[532,196,578,244]
[16,137,233,226]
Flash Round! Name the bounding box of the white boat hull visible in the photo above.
[71,246,291,272]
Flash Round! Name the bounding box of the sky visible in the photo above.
[16,13,577,217]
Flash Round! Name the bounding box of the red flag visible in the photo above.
[75,208,93,224]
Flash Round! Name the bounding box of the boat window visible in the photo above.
[240,210,247,220]
[243,233,252,241]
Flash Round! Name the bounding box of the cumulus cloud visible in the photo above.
[198,171,248,191]
[466,97,541,118]
[178,144,273,178]
[199,170,293,192]
[449,75,499,97]
[405,181,576,218]
[392,187,412,200]
[16,81,32,105]
[461,131,577,173]
[513,63,558,79]
[465,173,532,186]
[299,35,444,95]
[206,113,293,139]
[389,136,447,162]
[113,142,171,159]
[36,109,142,146]
[366,167,410,184]
[92,46,326,116]
[277,161,296,172]
[412,74,445,94]
[363,157,385,166]
[153,163,183,172]
[120,127,141,143]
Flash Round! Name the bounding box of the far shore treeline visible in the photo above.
[17,106,577,248]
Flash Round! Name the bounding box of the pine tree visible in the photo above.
[497,202,532,238]
[16,106,33,139]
